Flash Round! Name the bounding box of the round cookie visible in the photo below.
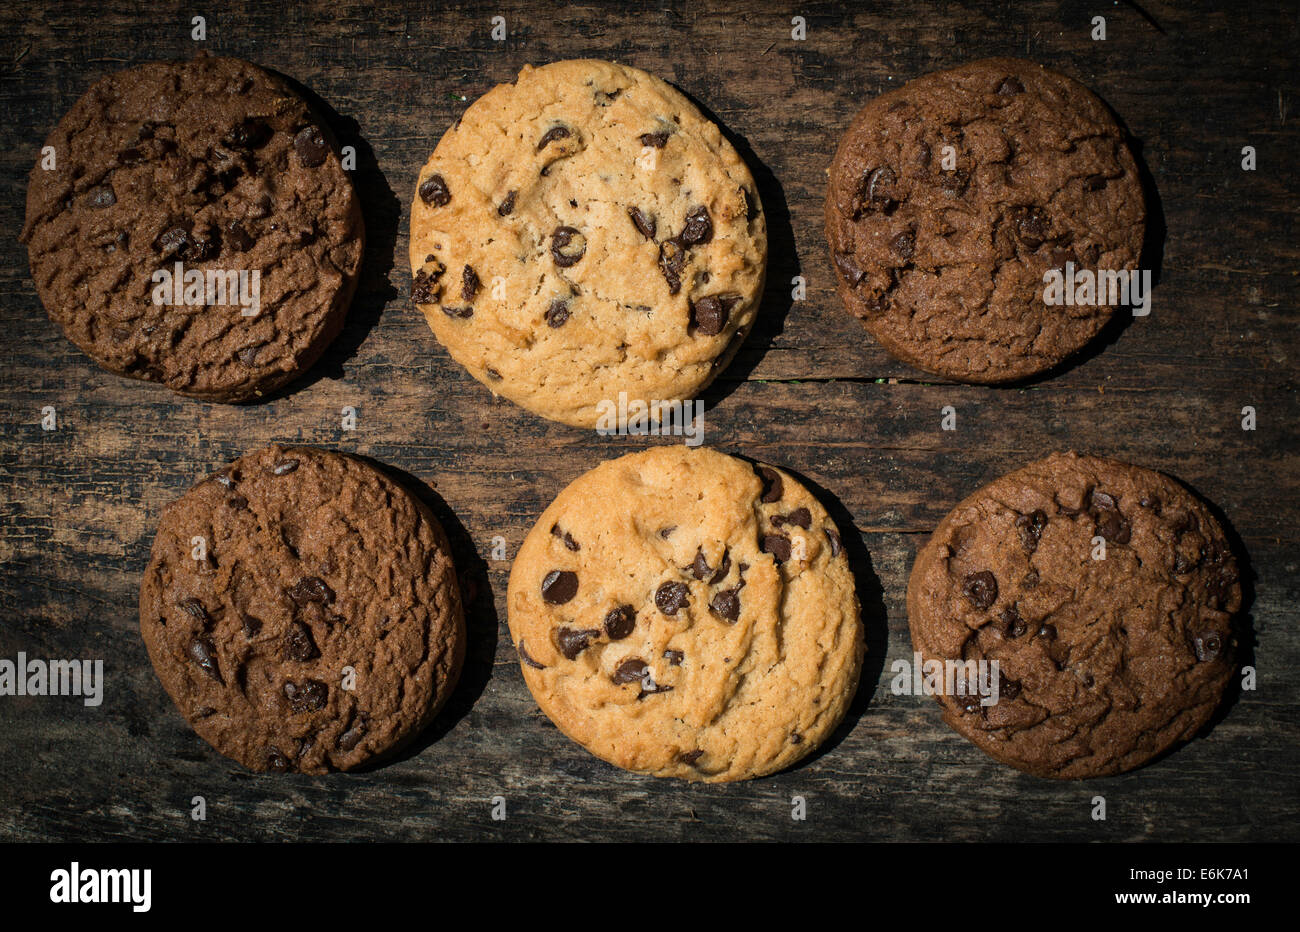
[506,446,863,782]
[140,444,464,773]
[825,58,1145,382]
[907,452,1241,779]
[409,59,767,428]
[21,55,364,402]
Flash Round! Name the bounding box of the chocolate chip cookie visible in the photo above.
[507,446,863,781]
[908,452,1241,778]
[21,55,364,402]
[825,58,1145,382]
[409,59,767,428]
[140,444,464,773]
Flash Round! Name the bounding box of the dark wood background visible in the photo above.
[1,0,1295,842]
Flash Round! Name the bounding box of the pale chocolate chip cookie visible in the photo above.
[140,444,464,773]
[409,59,767,428]
[826,58,1145,382]
[908,452,1241,778]
[507,446,863,782]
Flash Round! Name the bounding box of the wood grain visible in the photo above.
[0,0,1296,841]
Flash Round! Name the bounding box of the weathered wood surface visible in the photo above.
[0,0,1296,841]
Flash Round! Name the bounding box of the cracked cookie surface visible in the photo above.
[22,56,363,402]
[140,444,464,773]
[409,59,767,428]
[907,452,1240,779]
[825,58,1144,382]
[507,445,863,782]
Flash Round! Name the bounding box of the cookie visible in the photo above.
[139,444,464,773]
[21,55,364,402]
[506,446,863,782]
[825,58,1145,382]
[907,452,1241,778]
[409,59,767,428]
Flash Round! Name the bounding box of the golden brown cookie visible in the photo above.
[409,59,767,428]
[507,446,863,782]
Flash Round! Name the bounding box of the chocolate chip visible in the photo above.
[154,225,192,259]
[517,639,546,669]
[1037,623,1057,641]
[655,581,690,615]
[225,220,253,253]
[709,589,741,622]
[664,649,684,666]
[462,265,480,301]
[1014,207,1051,249]
[1139,495,1162,513]
[284,621,319,661]
[1191,632,1224,662]
[419,174,451,206]
[1015,510,1048,553]
[223,119,270,149]
[266,748,291,772]
[241,614,262,638]
[757,466,784,503]
[272,458,300,476]
[411,267,442,305]
[890,229,915,259]
[443,305,474,319]
[639,131,669,148]
[1089,491,1131,544]
[604,605,636,640]
[287,576,334,606]
[537,125,572,150]
[659,526,676,538]
[338,718,368,752]
[690,294,738,336]
[551,226,586,267]
[555,626,600,660]
[293,126,330,167]
[178,598,210,625]
[1001,605,1027,638]
[955,691,984,713]
[1084,174,1108,192]
[639,681,673,699]
[773,507,812,530]
[550,523,579,551]
[658,237,687,293]
[710,551,732,585]
[997,76,1025,96]
[188,635,222,683]
[691,549,712,580]
[541,570,578,604]
[680,206,713,246]
[611,658,649,685]
[627,206,656,240]
[762,533,792,564]
[857,166,898,214]
[86,184,116,209]
[284,678,328,712]
[825,528,842,557]
[678,749,703,764]
[938,168,970,197]
[545,298,570,327]
[998,672,1022,700]
[834,252,865,287]
[498,190,517,215]
[962,571,998,609]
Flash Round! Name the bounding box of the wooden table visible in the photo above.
[1,0,1295,842]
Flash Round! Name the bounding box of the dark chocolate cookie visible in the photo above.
[908,452,1241,778]
[825,58,1145,382]
[21,55,364,402]
[140,445,464,773]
